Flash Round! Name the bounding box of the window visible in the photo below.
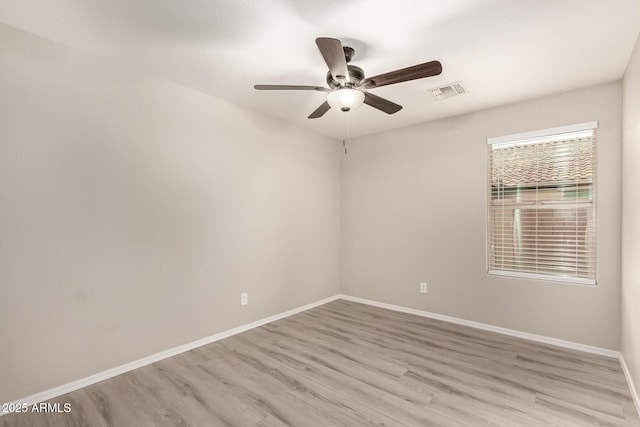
[487,122,597,285]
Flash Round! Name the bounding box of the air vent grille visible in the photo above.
[430,81,466,100]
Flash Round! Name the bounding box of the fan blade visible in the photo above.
[308,101,331,119]
[363,92,402,114]
[361,60,442,89]
[315,38,349,83]
[254,85,330,92]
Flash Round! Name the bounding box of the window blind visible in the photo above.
[487,122,597,285]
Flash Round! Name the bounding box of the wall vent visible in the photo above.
[429,81,466,100]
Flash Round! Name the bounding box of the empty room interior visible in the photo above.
[2,1,640,425]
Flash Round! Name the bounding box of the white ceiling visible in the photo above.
[1,0,639,139]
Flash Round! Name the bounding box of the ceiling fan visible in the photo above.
[254,37,442,119]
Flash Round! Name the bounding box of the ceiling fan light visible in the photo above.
[327,88,365,112]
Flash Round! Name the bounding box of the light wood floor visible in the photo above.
[3,299,639,426]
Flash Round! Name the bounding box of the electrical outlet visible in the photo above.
[241,293,248,306]
[420,282,428,294]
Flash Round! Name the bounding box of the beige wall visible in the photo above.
[1,18,633,407]
[622,33,640,398]
[0,24,341,403]
[342,82,622,349]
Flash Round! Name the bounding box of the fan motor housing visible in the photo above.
[327,65,365,89]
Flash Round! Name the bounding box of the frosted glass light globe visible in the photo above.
[327,88,365,112]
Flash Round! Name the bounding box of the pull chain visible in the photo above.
[342,112,348,155]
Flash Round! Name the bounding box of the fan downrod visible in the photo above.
[343,46,355,63]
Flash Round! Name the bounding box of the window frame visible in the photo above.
[486,121,598,286]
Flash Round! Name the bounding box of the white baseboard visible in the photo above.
[619,354,640,416]
[337,294,620,358]
[5,293,637,418]
[340,295,640,412]
[343,295,640,414]
[1,294,341,415]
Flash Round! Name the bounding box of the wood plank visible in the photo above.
[2,299,638,426]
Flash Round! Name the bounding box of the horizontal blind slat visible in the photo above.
[487,127,597,283]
